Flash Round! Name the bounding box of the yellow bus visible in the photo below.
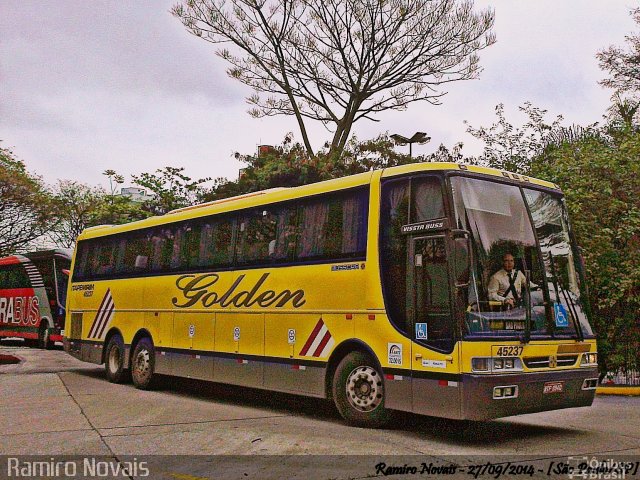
[64,163,598,426]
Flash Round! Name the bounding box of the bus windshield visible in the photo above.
[451,176,593,339]
[523,188,593,337]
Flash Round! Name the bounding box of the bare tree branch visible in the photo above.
[173,0,495,157]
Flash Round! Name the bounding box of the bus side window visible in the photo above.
[297,189,367,261]
[411,177,445,223]
[380,179,410,335]
[179,223,202,269]
[74,243,90,281]
[236,208,278,265]
[150,228,175,272]
[273,206,298,261]
[200,217,235,268]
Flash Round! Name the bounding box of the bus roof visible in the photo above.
[77,163,560,241]
[0,248,73,263]
[380,162,559,190]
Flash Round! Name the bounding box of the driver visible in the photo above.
[488,253,532,308]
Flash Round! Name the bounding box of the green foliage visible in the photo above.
[132,166,211,214]
[531,127,640,376]
[465,102,565,174]
[49,180,104,248]
[0,146,55,256]
[50,178,150,248]
[466,98,639,377]
[202,132,468,202]
[597,8,640,96]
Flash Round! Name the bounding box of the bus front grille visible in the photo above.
[523,355,578,369]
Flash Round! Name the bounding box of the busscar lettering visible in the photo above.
[172,273,306,309]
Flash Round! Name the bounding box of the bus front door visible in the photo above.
[408,235,461,418]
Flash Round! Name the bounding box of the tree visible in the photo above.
[200,132,468,201]
[132,166,211,214]
[531,128,640,378]
[465,101,639,377]
[0,146,55,256]
[597,7,640,96]
[95,170,150,225]
[49,179,150,248]
[49,181,104,248]
[172,0,495,158]
[464,102,566,174]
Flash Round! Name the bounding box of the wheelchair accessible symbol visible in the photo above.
[415,323,428,340]
[554,303,569,327]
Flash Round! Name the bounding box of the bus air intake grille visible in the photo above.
[523,355,578,369]
[70,312,83,339]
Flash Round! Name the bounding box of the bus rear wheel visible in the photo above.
[131,338,156,390]
[332,351,390,428]
[104,335,129,383]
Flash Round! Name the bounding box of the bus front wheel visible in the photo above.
[131,338,156,390]
[104,335,129,383]
[332,351,390,428]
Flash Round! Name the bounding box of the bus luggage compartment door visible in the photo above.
[214,312,264,388]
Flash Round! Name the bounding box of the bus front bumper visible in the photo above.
[461,368,598,420]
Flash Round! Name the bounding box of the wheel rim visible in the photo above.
[134,348,151,381]
[108,345,120,373]
[345,365,383,412]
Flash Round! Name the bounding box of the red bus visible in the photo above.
[0,249,72,348]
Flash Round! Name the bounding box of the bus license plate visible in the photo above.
[543,381,565,394]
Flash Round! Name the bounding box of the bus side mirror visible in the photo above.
[452,232,471,288]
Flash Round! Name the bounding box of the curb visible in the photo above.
[596,386,640,396]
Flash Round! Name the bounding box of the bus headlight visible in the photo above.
[472,357,490,372]
[471,357,523,373]
[581,353,598,366]
[493,385,518,399]
[493,357,522,372]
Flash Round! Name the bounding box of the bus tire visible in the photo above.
[332,351,390,428]
[38,323,52,350]
[104,335,128,384]
[131,338,156,390]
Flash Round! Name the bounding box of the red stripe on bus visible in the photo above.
[0,288,36,296]
[0,256,20,266]
[299,319,324,357]
[50,334,63,342]
[312,330,332,357]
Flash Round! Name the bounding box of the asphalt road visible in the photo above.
[1,342,638,479]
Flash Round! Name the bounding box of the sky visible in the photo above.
[0,1,636,191]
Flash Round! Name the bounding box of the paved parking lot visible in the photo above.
[1,342,639,479]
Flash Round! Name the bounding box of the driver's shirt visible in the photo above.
[488,269,530,302]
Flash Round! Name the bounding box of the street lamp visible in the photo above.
[390,131,431,158]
